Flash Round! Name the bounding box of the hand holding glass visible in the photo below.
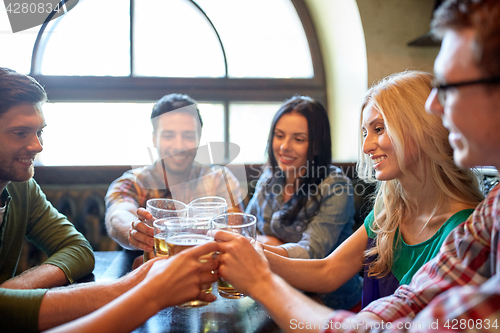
[212,213,257,299]
[146,198,188,260]
[163,217,215,308]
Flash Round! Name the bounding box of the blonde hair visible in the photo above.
[357,71,484,278]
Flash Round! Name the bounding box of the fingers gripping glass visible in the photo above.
[144,199,188,261]
[212,213,257,299]
[432,76,500,105]
[160,217,215,308]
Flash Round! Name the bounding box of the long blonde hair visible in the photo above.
[357,71,484,278]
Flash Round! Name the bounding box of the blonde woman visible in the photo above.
[231,70,484,308]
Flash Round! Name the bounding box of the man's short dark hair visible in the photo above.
[151,93,203,134]
[431,0,500,76]
[0,67,47,116]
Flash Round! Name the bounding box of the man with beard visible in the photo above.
[105,93,243,254]
[0,67,94,330]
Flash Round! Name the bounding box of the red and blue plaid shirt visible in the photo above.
[322,184,500,332]
[105,161,244,210]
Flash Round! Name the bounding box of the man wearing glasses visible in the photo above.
[210,0,500,331]
[326,0,500,329]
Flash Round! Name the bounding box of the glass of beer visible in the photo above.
[152,219,169,257]
[164,217,215,308]
[188,196,228,222]
[146,198,188,219]
[212,213,257,299]
[146,198,188,260]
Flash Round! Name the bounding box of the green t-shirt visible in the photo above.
[0,179,95,332]
[364,208,474,285]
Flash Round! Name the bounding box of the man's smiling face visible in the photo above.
[153,111,200,175]
[0,103,45,189]
[426,28,500,169]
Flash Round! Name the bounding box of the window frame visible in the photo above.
[29,0,325,104]
[29,0,326,170]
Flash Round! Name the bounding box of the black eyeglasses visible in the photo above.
[431,76,500,105]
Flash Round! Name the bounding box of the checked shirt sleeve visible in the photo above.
[321,185,500,332]
[362,185,498,322]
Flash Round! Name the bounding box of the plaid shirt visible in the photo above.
[321,184,500,332]
[105,161,243,209]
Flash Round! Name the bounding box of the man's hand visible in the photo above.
[139,241,220,309]
[128,208,155,252]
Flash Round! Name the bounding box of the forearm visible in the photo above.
[0,264,68,289]
[262,244,289,257]
[38,277,135,331]
[267,247,363,294]
[45,282,159,333]
[265,251,339,293]
[105,208,137,250]
[251,273,333,333]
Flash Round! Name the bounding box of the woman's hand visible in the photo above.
[140,241,220,309]
[128,208,155,252]
[215,231,273,297]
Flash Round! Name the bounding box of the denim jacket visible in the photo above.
[245,165,362,309]
[246,165,356,259]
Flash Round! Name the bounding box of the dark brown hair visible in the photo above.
[432,0,500,76]
[0,67,47,116]
[150,93,203,134]
[266,95,332,226]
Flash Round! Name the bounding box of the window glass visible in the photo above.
[38,102,153,166]
[37,102,224,166]
[196,0,314,78]
[197,103,225,146]
[0,5,39,74]
[133,0,225,77]
[229,103,281,164]
[38,0,130,76]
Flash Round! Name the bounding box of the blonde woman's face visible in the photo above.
[361,102,404,181]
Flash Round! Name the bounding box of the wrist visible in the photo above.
[248,269,280,302]
[133,280,163,314]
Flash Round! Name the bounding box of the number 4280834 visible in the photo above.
[444,319,498,330]
[5,2,63,14]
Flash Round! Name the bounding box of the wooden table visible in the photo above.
[92,251,283,333]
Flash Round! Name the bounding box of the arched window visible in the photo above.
[2,0,326,166]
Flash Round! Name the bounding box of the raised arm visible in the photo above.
[105,201,148,250]
[265,225,368,294]
[45,242,219,333]
[104,170,157,252]
[0,256,157,332]
[216,231,335,333]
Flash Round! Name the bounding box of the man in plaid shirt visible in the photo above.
[211,0,500,332]
[105,93,243,253]
[323,0,500,331]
